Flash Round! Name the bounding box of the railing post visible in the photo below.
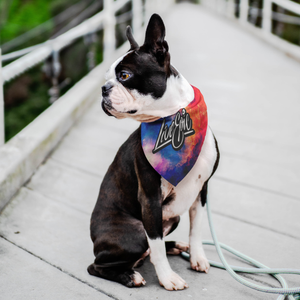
[214,0,219,12]
[103,0,115,62]
[48,50,62,103]
[145,0,174,19]
[216,0,226,15]
[145,0,158,19]
[132,0,142,35]
[0,49,5,145]
[226,0,236,18]
[239,0,249,24]
[262,0,272,35]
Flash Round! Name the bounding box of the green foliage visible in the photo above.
[0,0,52,44]
[1,0,104,141]
[4,64,51,141]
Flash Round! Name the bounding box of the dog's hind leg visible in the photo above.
[165,241,189,255]
[163,216,189,255]
[89,214,148,287]
[87,263,146,287]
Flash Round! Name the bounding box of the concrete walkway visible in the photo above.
[1,3,300,299]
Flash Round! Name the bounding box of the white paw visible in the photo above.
[158,271,188,291]
[190,253,210,273]
[132,271,146,286]
[167,241,189,255]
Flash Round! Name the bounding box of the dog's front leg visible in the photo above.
[135,159,188,291]
[146,233,188,290]
[140,193,188,291]
[189,183,210,273]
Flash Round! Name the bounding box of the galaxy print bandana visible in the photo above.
[141,86,208,186]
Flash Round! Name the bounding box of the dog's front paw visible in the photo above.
[158,271,188,291]
[190,253,210,273]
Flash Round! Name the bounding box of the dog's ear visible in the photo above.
[143,14,169,65]
[126,26,139,50]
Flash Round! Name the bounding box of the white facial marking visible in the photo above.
[105,51,133,81]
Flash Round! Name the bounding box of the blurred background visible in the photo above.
[1,2,300,298]
[0,0,299,141]
[1,0,130,141]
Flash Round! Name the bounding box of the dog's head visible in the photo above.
[101,14,193,122]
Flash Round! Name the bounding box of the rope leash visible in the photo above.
[180,196,300,300]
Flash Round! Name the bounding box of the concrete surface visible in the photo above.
[1,2,300,300]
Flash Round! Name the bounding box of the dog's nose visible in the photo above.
[102,83,113,96]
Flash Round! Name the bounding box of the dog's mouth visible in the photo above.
[102,99,139,118]
[126,110,137,114]
[101,100,114,117]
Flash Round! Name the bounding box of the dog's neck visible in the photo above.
[135,70,194,121]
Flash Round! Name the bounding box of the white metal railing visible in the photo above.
[0,49,4,145]
[201,0,300,61]
[0,0,175,146]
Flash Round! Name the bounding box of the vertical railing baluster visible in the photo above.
[132,0,142,34]
[145,0,152,21]
[145,0,159,20]
[226,0,236,18]
[48,50,62,104]
[239,0,249,24]
[216,0,226,15]
[262,0,272,35]
[0,49,5,145]
[103,0,115,62]
[85,32,97,71]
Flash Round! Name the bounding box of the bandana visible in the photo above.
[141,85,208,186]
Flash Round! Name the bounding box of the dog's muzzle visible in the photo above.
[101,83,114,116]
[102,82,113,97]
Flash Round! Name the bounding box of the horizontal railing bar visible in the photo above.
[50,11,105,51]
[271,11,300,25]
[0,0,90,54]
[50,0,103,39]
[203,0,300,18]
[2,44,46,62]
[116,10,133,24]
[200,0,300,61]
[2,0,131,84]
[249,7,300,25]
[2,8,134,63]
[272,0,300,16]
[2,10,104,83]
[114,0,131,13]
[2,46,53,83]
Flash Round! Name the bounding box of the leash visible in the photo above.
[180,195,300,300]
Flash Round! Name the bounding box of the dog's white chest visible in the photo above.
[161,127,217,220]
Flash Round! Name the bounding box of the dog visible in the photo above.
[88,13,220,291]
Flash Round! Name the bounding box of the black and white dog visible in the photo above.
[88,14,219,290]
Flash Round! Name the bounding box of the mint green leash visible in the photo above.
[181,196,300,300]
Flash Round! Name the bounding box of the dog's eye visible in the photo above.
[119,72,130,81]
